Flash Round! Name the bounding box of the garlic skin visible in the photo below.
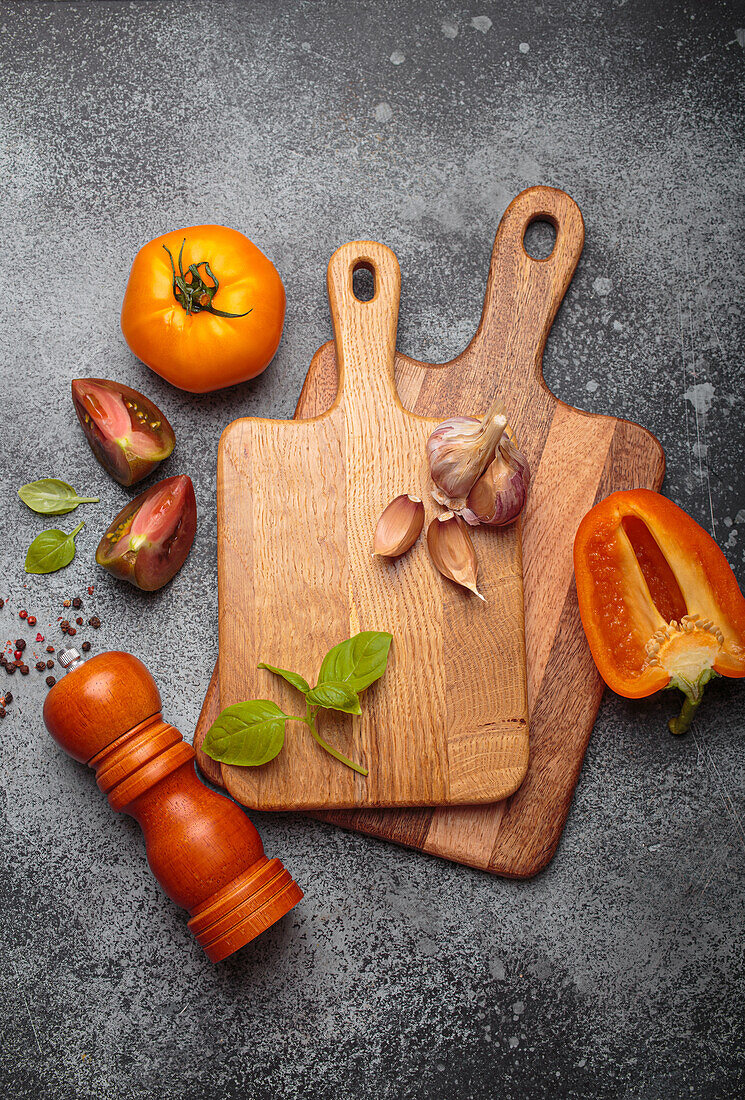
[426,410,507,508]
[426,511,485,601]
[374,494,425,557]
[461,433,531,527]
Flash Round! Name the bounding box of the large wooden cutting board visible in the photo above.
[217,240,530,811]
[198,186,665,875]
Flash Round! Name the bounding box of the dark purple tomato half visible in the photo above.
[72,378,176,486]
[95,475,197,591]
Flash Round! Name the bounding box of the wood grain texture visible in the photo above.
[197,186,665,877]
[43,652,303,962]
[217,241,529,811]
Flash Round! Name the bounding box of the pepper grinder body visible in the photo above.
[43,650,302,961]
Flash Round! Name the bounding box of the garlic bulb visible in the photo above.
[426,511,485,601]
[374,494,424,557]
[426,408,507,511]
[461,433,531,527]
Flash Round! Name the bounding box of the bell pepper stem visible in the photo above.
[667,669,719,736]
[668,693,702,736]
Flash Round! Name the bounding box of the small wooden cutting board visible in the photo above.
[217,241,530,811]
[200,187,665,874]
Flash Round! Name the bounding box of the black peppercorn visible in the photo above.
[4,693,12,704]
[19,664,29,675]
[46,645,55,654]
[72,597,82,609]
[46,675,56,687]
[14,639,26,651]
[46,660,54,670]
[81,641,91,652]
[35,661,46,672]
[75,617,83,626]
[88,616,101,628]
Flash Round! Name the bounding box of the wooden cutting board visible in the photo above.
[217,240,530,811]
[198,186,665,875]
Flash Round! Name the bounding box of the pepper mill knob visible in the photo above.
[43,650,303,961]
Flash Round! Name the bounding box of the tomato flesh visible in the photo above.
[96,475,197,591]
[72,378,176,486]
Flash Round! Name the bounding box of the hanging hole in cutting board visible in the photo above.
[352,261,376,302]
[523,217,557,261]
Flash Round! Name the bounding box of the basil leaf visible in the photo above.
[18,479,99,515]
[306,681,362,715]
[317,631,393,694]
[257,663,310,695]
[201,700,287,766]
[24,521,85,574]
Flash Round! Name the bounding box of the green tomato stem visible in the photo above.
[163,239,252,319]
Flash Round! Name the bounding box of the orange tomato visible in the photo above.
[121,225,285,393]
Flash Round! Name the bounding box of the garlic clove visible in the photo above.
[462,432,530,527]
[373,494,425,557]
[426,511,485,601]
[426,409,507,505]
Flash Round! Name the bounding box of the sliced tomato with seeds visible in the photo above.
[96,475,197,591]
[72,378,176,486]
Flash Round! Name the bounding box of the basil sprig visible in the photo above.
[25,521,85,574]
[18,478,99,515]
[203,631,393,775]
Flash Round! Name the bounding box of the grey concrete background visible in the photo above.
[1,1,744,1097]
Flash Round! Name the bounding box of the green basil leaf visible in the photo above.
[201,700,287,766]
[317,631,393,694]
[306,681,362,715]
[24,521,85,574]
[18,479,99,515]
[257,663,310,695]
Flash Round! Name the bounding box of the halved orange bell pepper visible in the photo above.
[574,489,745,734]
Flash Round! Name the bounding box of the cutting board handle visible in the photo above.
[327,240,402,411]
[473,186,585,383]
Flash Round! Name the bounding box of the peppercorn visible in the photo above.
[35,661,46,672]
[89,616,101,628]
[27,616,37,627]
[0,598,4,608]
[87,586,94,595]
[68,627,76,636]
[75,617,83,626]
[60,620,70,631]
[0,708,5,719]
[13,651,22,661]
[19,664,29,676]
[5,665,15,675]
[81,641,91,652]
[19,610,27,619]
[4,692,11,704]
[46,645,55,654]
[46,660,54,669]
[63,599,71,608]
[14,639,26,652]
[72,597,82,609]
[46,675,56,687]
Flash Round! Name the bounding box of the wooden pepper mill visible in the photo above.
[43,649,303,962]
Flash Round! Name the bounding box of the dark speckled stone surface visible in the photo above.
[1,2,744,1097]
